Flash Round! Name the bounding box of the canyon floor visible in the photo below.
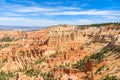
[0,24,120,80]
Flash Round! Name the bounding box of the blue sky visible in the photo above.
[0,0,120,26]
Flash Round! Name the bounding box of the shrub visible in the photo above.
[24,68,41,77]
[73,57,88,70]
[77,22,120,27]
[0,71,15,80]
[0,44,10,48]
[57,63,70,69]
[2,58,8,63]
[41,72,53,80]
[95,66,105,74]
[104,75,118,80]
[20,64,41,77]
[0,36,14,42]
[35,57,46,64]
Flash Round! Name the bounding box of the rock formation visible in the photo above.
[0,24,120,80]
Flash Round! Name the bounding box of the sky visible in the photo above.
[0,0,120,26]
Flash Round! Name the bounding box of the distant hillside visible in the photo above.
[0,25,47,31]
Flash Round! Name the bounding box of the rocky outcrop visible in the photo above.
[0,24,120,80]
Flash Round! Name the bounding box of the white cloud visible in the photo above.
[2,16,113,26]
[0,17,95,26]
[46,10,120,16]
[16,6,80,13]
[76,19,93,24]
[1,12,23,17]
[16,7,55,12]
[1,2,120,17]
[102,16,117,20]
[0,17,119,26]
[0,2,120,26]
[14,6,120,16]
[0,17,58,26]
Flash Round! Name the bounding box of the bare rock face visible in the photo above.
[59,74,78,80]
[48,25,77,45]
[91,25,120,44]
[114,34,120,51]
